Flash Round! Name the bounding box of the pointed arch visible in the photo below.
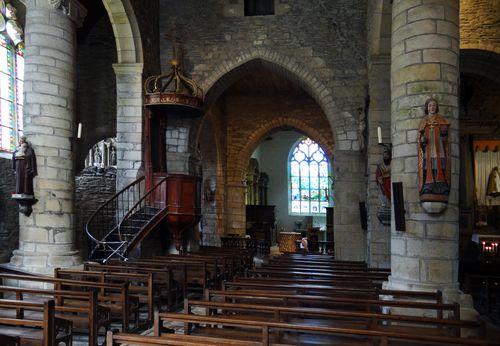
[200,48,358,146]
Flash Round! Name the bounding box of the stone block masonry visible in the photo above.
[10,0,85,274]
[160,0,369,261]
[387,2,476,321]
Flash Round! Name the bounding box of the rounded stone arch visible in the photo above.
[102,0,143,64]
[460,49,500,84]
[200,48,356,145]
[236,118,335,178]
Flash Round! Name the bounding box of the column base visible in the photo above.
[9,249,83,276]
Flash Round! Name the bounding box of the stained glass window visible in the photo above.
[289,137,331,215]
[0,2,24,152]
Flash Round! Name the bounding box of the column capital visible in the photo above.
[113,63,144,75]
[48,0,87,27]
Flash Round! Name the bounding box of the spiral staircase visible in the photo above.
[85,176,169,263]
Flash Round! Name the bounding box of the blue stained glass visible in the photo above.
[0,10,24,153]
[289,137,332,214]
[310,177,319,189]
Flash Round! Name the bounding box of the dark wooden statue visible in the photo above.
[418,98,451,214]
[12,136,38,216]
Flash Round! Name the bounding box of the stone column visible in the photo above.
[113,63,143,190]
[386,0,472,312]
[10,0,86,274]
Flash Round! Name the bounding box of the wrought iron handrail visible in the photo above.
[85,176,145,259]
[118,177,169,254]
[118,177,168,233]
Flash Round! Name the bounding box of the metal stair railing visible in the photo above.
[118,177,169,257]
[85,176,145,262]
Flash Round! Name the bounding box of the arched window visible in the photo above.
[0,2,24,153]
[289,137,331,215]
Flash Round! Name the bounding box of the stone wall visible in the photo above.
[130,0,160,78]
[460,0,500,54]
[159,0,369,261]
[209,94,335,237]
[74,166,116,258]
[76,14,117,172]
[198,119,220,246]
[0,158,19,262]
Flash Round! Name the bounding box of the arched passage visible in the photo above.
[102,0,144,189]
[102,0,143,64]
[201,51,359,148]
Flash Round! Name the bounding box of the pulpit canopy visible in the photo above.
[144,59,204,117]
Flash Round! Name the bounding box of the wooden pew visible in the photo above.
[55,268,155,328]
[155,311,497,346]
[185,298,485,338]
[84,262,179,310]
[108,258,211,293]
[234,276,380,289]
[0,299,72,346]
[260,263,389,276]
[198,246,254,271]
[0,285,107,346]
[206,290,455,318]
[223,281,444,305]
[248,268,389,283]
[0,273,135,332]
[106,330,265,346]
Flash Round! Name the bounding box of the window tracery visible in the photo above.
[289,137,331,215]
[0,0,23,153]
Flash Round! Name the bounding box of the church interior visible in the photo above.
[0,0,498,345]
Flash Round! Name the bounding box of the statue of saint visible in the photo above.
[486,166,500,197]
[12,136,37,196]
[375,146,392,204]
[418,98,451,204]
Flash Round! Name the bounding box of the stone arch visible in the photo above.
[460,49,500,84]
[102,0,143,64]
[102,0,144,188]
[201,49,357,146]
[237,118,334,177]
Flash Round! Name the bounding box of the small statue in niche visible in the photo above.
[486,166,500,197]
[418,98,451,213]
[375,145,391,225]
[12,136,37,196]
[11,136,38,216]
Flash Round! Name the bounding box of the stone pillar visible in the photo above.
[10,0,86,274]
[333,150,367,262]
[225,166,246,237]
[386,0,472,313]
[365,0,392,269]
[113,63,143,190]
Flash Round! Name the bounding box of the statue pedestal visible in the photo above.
[11,194,37,217]
[421,201,447,214]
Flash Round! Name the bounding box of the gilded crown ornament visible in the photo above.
[144,58,204,117]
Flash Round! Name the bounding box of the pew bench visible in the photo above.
[185,298,485,338]
[154,311,497,346]
[85,262,181,309]
[0,299,71,346]
[56,268,156,327]
[0,273,136,332]
[106,330,272,346]
[0,285,108,346]
[206,290,456,318]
